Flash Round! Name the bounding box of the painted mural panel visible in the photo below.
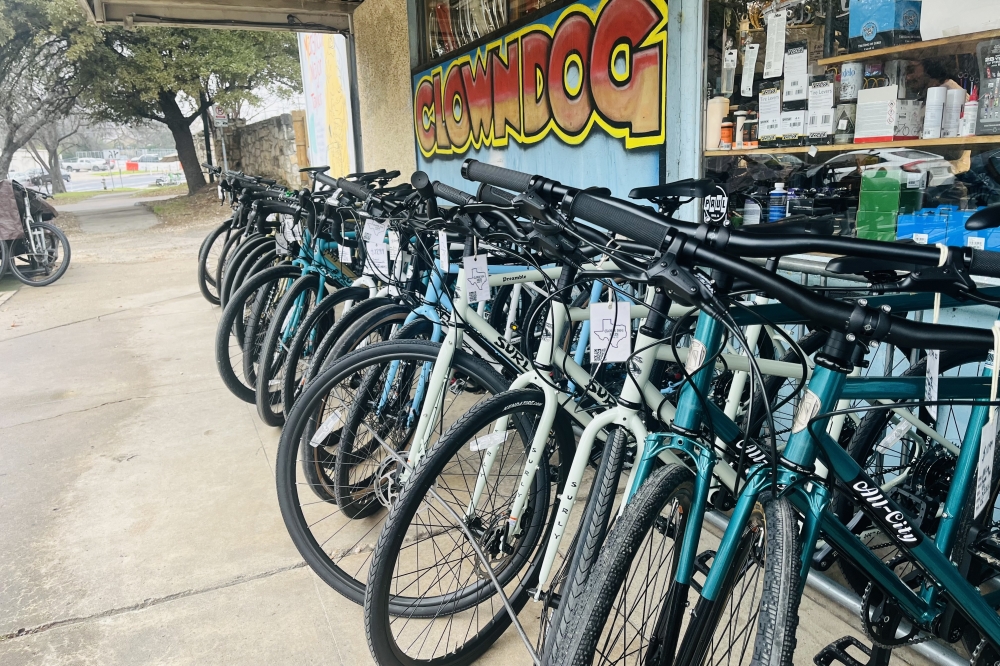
[411,0,667,196]
[298,33,357,176]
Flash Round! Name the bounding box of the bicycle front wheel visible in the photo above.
[276,339,509,604]
[9,221,70,287]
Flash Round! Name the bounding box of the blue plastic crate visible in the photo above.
[896,209,947,245]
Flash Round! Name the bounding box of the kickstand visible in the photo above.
[814,636,893,666]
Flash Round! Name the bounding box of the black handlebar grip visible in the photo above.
[969,249,1000,278]
[433,181,476,205]
[477,184,515,205]
[461,159,533,192]
[315,172,338,188]
[337,177,371,201]
[571,193,671,251]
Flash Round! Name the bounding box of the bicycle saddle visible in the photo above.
[966,204,1000,230]
[628,178,717,200]
[741,215,835,236]
[824,256,919,276]
[300,165,330,175]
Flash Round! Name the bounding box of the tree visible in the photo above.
[26,115,81,193]
[0,0,95,178]
[84,29,301,195]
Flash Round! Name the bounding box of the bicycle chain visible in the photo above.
[859,583,932,649]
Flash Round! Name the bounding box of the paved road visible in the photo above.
[0,197,945,665]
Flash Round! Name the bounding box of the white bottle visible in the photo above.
[923,86,947,139]
[942,88,966,138]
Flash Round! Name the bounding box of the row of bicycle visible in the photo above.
[196,160,1000,666]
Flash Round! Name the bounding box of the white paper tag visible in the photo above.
[362,220,387,245]
[590,300,631,364]
[685,339,707,375]
[877,418,912,453]
[968,236,986,251]
[905,171,925,189]
[338,243,352,264]
[925,349,940,421]
[470,430,510,452]
[310,410,343,447]
[837,118,849,130]
[912,233,929,245]
[463,254,490,303]
[977,412,997,518]
[763,11,786,79]
[741,44,760,97]
[388,230,401,256]
[791,390,822,434]
[365,242,389,276]
[743,201,761,225]
[438,230,450,273]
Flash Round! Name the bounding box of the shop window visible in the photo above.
[703,0,1000,247]
[421,0,560,63]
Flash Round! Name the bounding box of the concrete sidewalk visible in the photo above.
[0,198,942,665]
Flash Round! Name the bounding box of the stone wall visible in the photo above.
[353,0,417,175]
[196,113,301,187]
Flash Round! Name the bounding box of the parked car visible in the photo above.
[28,170,71,187]
[63,157,108,172]
[134,154,163,163]
[822,149,956,188]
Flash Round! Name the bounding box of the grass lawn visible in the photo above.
[51,184,187,205]
[146,186,231,228]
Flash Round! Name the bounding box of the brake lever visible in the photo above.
[897,254,977,299]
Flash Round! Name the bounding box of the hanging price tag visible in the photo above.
[877,418,912,453]
[438,230,450,273]
[590,301,631,364]
[464,254,490,303]
[925,349,940,422]
[338,243,352,264]
[977,413,997,518]
[362,220,387,245]
[365,242,389,276]
[388,230,401,257]
[470,430,510,452]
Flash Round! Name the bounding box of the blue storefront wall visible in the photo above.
[410,0,668,197]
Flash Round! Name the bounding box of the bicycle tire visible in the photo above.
[327,303,413,361]
[282,286,371,417]
[214,264,299,403]
[223,236,275,307]
[275,339,510,606]
[255,273,324,426]
[220,234,269,307]
[305,296,396,379]
[546,463,695,666]
[364,387,573,666]
[197,220,231,304]
[8,221,71,287]
[215,230,247,306]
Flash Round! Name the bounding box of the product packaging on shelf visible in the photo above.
[895,100,925,139]
[855,85,899,142]
[849,0,922,53]
[857,171,902,241]
[977,40,1000,135]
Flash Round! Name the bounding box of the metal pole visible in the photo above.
[345,25,365,172]
[200,92,214,183]
[219,129,229,173]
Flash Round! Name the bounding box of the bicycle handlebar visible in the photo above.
[460,159,1000,279]
[336,177,371,201]
[432,181,476,205]
[477,184,516,206]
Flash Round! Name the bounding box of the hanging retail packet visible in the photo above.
[464,254,490,303]
[925,349,939,422]
[590,300,631,364]
[438,230,450,273]
[338,243,352,264]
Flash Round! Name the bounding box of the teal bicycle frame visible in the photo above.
[634,302,1000,660]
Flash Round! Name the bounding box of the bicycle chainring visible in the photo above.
[860,582,929,648]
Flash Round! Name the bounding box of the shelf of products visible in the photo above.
[817,28,1000,66]
[705,135,1000,157]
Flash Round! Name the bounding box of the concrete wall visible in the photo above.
[352,0,417,175]
[197,114,301,187]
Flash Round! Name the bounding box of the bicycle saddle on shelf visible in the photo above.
[966,204,1000,230]
[628,178,717,200]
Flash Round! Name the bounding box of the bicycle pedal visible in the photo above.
[814,636,891,666]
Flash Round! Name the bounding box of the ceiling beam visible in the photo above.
[78,0,357,33]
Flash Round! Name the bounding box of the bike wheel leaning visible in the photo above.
[8,221,71,287]
[547,462,694,666]
[197,220,231,305]
[276,339,509,603]
[364,388,573,666]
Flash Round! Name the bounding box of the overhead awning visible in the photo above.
[76,0,361,34]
